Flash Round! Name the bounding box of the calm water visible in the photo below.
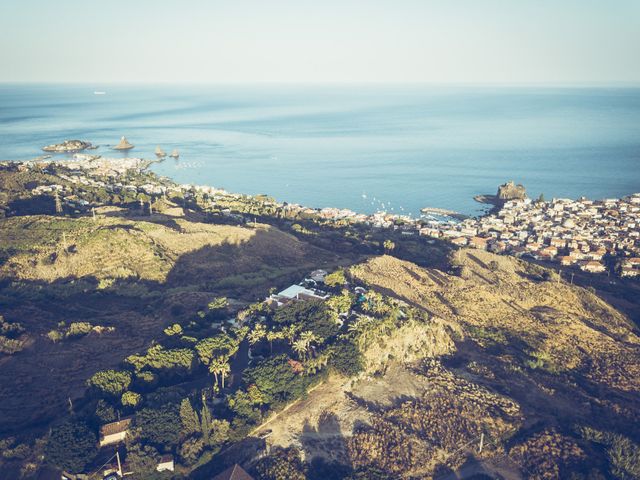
[1,84,639,216]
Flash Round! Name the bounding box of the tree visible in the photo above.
[179,398,200,436]
[274,300,338,341]
[125,443,159,480]
[252,446,306,480]
[208,356,231,390]
[219,361,231,390]
[87,369,132,397]
[164,323,183,336]
[248,323,267,345]
[537,193,546,203]
[136,405,182,448]
[195,334,239,366]
[327,290,354,318]
[293,339,309,362]
[328,340,364,377]
[324,269,347,288]
[95,399,117,423]
[266,330,284,353]
[243,355,314,406]
[45,420,97,473]
[179,436,205,465]
[121,391,142,408]
[383,239,395,253]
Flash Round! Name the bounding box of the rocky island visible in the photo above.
[474,180,528,206]
[42,139,93,153]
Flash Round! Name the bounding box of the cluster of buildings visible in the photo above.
[420,195,640,277]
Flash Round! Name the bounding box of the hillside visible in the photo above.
[0,161,638,480]
[0,208,349,435]
[242,252,640,479]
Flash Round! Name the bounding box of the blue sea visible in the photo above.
[1,84,639,216]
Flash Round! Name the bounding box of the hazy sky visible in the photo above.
[1,0,639,84]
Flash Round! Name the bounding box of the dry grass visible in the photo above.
[351,252,640,393]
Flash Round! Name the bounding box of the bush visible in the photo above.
[66,322,93,338]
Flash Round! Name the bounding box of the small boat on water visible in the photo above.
[155,146,167,158]
[169,149,179,158]
[94,91,106,95]
[113,136,134,150]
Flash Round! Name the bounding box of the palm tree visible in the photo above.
[248,323,266,345]
[282,325,298,346]
[293,339,309,362]
[208,356,230,390]
[219,361,231,390]
[266,330,284,353]
[208,362,219,389]
[300,331,319,358]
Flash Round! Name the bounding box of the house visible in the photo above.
[579,261,606,273]
[557,256,575,266]
[212,464,255,480]
[156,454,174,472]
[99,417,132,447]
[468,236,488,250]
[266,284,330,308]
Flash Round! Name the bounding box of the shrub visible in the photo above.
[66,322,93,338]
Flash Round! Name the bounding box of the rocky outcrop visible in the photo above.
[497,180,527,201]
[474,180,527,206]
[42,140,92,153]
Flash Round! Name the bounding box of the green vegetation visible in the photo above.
[44,420,97,473]
[0,314,27,354]
[580,427,640,479]
[46,321,114,342]
[87,369,132,396]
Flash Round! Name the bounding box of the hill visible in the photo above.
[0,208,350,435]
[239,252,640,479]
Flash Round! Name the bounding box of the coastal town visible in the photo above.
[420,192,640,278]
[1,152,639,279]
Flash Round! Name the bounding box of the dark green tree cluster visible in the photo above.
[273,300,338,341]
[44,420,97,473]
[243,355,314,407]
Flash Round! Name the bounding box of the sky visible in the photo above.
[1,0,639,84]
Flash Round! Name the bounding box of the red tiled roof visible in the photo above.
[99,417,132,437]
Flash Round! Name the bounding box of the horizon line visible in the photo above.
[1,80,640,88]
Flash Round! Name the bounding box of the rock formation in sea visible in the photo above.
[42,140,92,153]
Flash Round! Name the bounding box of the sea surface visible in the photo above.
[1,84,639,216]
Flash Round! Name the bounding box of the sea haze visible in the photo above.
[0,84,638,216]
